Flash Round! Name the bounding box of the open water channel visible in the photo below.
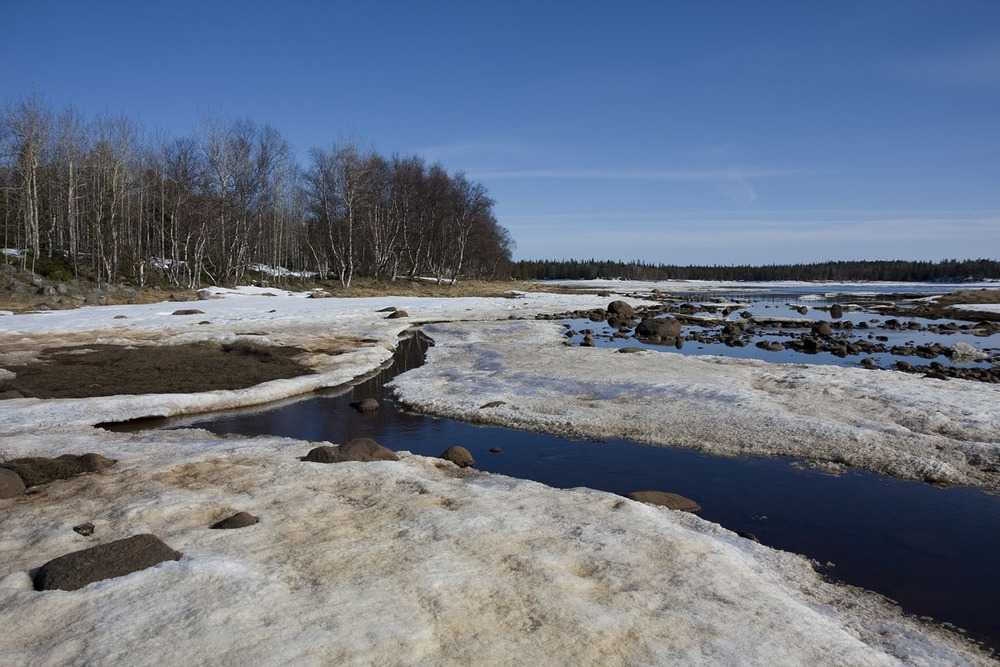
[160,285,1000,653]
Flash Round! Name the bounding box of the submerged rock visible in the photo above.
[352,398,380,413]
[626,491,701,512]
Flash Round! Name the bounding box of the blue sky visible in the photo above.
[3,0,998,264]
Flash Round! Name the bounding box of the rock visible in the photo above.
[2,453,117,487]
[440,446,475,468]
[626,491,701,512]
[812,321,833,336]
[829,304,844,319]
[34,534,181,591]
[386,310,409,319]
[722,322,743,337]
[950,342,989,363]
[617,347,645,354]
[352,398,380,413]
[580,335,594,347]
[171,308,205,316]
[113,314,128,319]
[0,390,25,399]
[479,401,505,409]
[737,531,760,543]
[377,306,398,313]
[211,511,260,529]
[73,523,95,536]
[306,290,331,299]
[304,438,398,463]
[0,468,26,498]
[607,300,635,319]
[634,317,681,342]
[196,288,215,300]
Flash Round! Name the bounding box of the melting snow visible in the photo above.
[0,287,996,665]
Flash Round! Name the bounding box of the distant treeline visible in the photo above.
[513,258,1000,283]
[1,93,514,288]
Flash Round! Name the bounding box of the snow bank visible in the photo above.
[0,428,989,666]
[0,288,995,665]
[392,320,1000,491]
[951,303,1000,314]
[0,287,637,425]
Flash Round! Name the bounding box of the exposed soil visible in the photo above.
[0,341,314,399]
[1,260,530,314]
[872,288,1000,322]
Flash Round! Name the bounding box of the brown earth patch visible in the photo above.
[868,288,1000,322]
[0,340,314,399]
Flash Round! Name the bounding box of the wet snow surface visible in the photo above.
[1,282,999,665]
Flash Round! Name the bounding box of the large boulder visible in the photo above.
[304,438,399,463]
[0,468,26,498]
[34,534,181,591]
[634,317,681,342]
[607,300,635,319]
[626,491,701,512]
[2,453,117,488]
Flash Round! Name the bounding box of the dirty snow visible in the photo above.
[952,303,1000,314]
[0,287,996,665]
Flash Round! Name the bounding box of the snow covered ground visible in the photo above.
[392,320,1000,491]
[1,287,997,665]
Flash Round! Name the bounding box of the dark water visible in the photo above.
[153,333,1000,653]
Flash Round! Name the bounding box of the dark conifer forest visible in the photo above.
[513,258,1000,283]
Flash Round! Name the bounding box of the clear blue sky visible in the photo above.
[3,0,998,265]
